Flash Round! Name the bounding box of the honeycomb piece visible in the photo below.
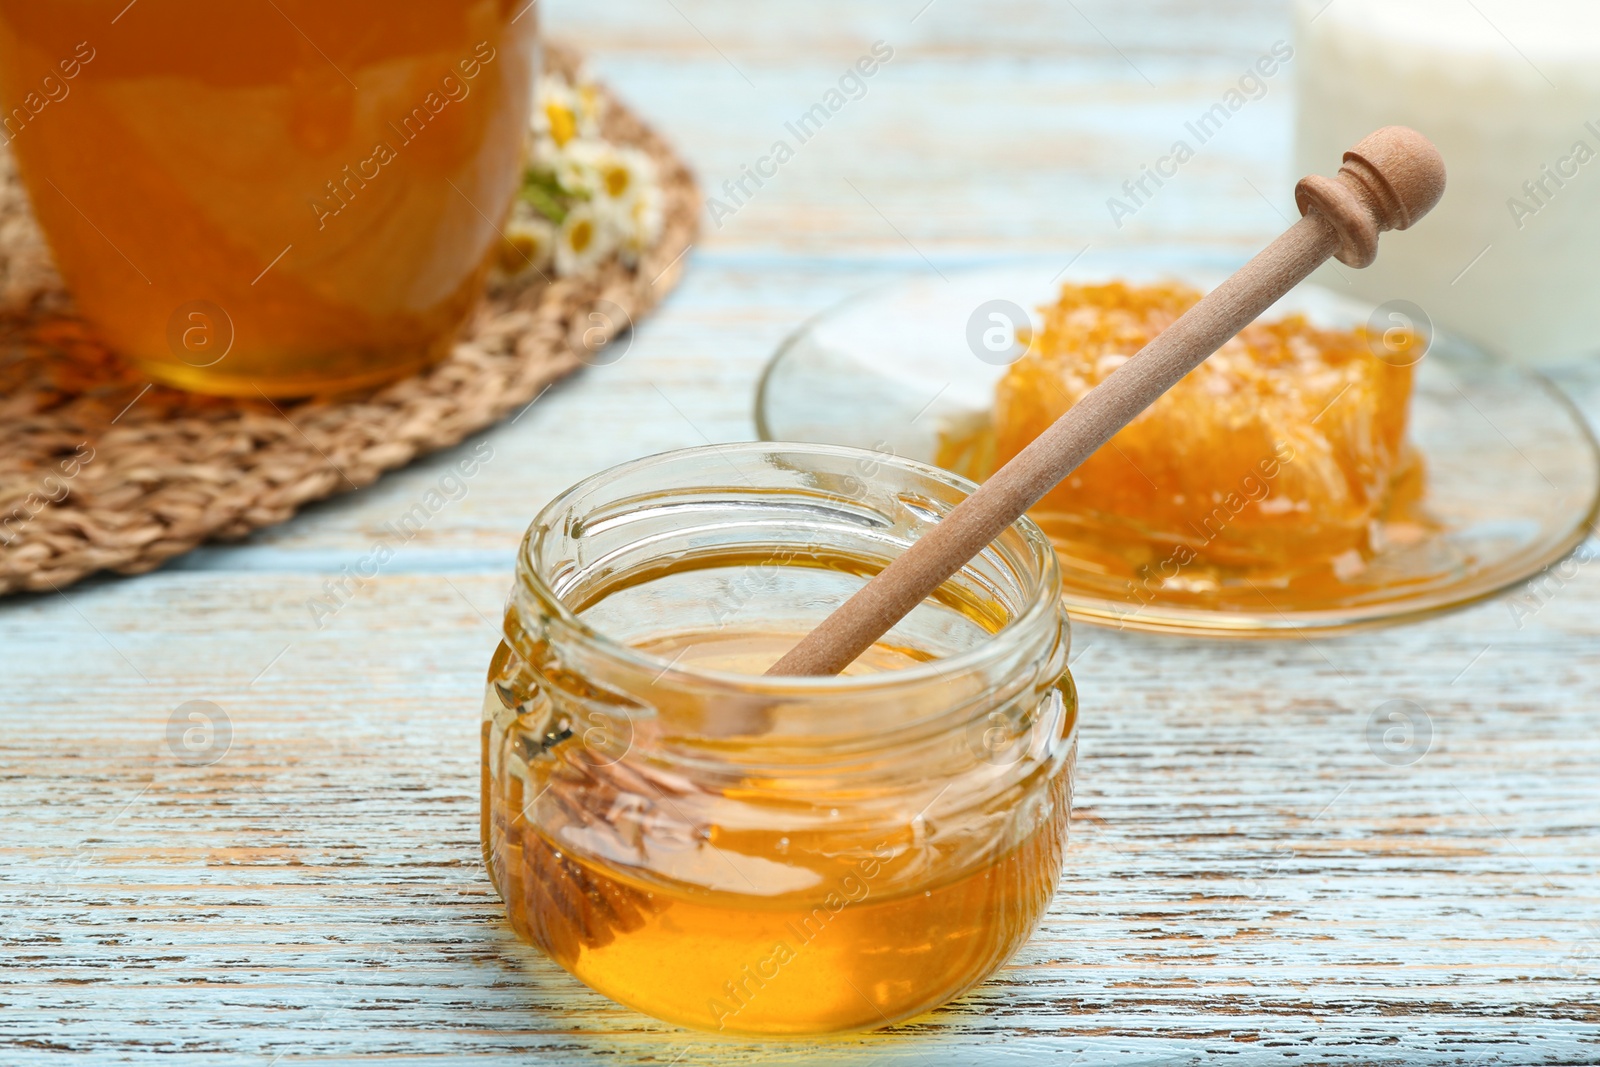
[993,281,1416,570]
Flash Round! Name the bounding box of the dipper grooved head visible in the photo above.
[1294,125,1447,267]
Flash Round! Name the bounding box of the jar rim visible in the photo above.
[515,442,1067,695]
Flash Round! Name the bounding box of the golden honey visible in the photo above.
[0,0,537,396]
[483,443,1076,1035]
[486,632,1073,1035]
[993,281,1416,570]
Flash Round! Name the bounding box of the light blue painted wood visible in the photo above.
[3,1,1599,1063]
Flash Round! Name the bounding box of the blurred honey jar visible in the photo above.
[0,0,538,396]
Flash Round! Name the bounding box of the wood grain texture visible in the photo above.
[3,1,1599,1063]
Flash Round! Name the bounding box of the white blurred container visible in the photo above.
[1294,0,1600,365]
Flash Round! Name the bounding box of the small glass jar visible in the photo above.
[481,443,1076,1036]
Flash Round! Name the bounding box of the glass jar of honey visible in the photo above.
[482,443,1077,1035]
[0,0,537,396]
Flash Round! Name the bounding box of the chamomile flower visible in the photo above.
[572,75,604,137]
[512,69,663,279]
[614,183,664,266]
[555,202,615,276]
[536,78,581,149]
[595,146,655,208]
[496,205,556,279]
[534,70,604,154]
[551,141,604,199]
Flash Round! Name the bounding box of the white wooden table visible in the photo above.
[4,1,1599,1063]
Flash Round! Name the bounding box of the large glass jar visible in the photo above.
[482,443,1077,1035]
[0,0,537,396]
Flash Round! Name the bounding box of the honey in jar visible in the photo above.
[483,443,1076,1034]
[992,281,1418,575]
[0,0,537,396]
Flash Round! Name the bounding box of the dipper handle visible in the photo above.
[767,127,1446,677]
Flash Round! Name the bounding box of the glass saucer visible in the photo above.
[755,260,1600,636]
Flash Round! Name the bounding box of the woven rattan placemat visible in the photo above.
[0,45,698,596]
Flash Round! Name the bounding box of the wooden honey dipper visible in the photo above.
[768,126,1447,677]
